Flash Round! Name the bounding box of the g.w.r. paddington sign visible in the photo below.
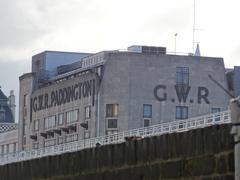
[31,79,96,112]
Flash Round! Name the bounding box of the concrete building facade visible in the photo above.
[18,47,230,150]
[0,129,18,155]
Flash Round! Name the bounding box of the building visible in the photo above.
[226,66,240,97]
[18,46,230,151]
[0,129,18,155]
[0,88,18,155]
[0,88,15,123]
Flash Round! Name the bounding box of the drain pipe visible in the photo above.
[230,97,240,180]
[97,91,100,137]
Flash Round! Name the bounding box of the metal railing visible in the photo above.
[0,110,231,166]
[0,123,18,133]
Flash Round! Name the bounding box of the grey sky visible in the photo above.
[0,0,240,121]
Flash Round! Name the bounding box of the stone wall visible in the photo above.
[0,124,234,180]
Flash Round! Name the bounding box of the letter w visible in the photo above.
[175,85,191,103]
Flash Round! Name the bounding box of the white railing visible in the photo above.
[0,110,231,166]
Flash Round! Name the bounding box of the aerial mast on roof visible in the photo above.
[193,0,196,54]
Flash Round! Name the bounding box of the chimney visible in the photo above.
[8,90,16,122]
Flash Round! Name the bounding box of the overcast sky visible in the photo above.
[0,0,240,120]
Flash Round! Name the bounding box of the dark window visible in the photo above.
[144,119,151,127]
[211,108,221,121]
[143,104,152,118]
[176,106,188,119]
[23,94,27,107]
[211,108,220,113]
[0,111,5,122]
[23,136,26,145]
[176,67,189,85]
[107,119,117,129]
[96,66,103,77]
[106,104,119,117]
[58,113,64,125]
[85,106,91,119]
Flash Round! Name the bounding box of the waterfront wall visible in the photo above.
[0,124,234,180]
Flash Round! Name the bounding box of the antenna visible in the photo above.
[174,33,178,54]
[193,0,196,54]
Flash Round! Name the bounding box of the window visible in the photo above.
[9,144,14,153]
[58,113,64,125]
[84,131,90,139]
[96,66,103,77]
[211,107,221,121]
[0,110,5,122]
[106,104,119,117]
[23,136,26,145]
[24,108,27,117]
[1,146,3,154]
[211,108,220,113]
[34,119,39,131]
[33,142,39,149]
[66,110,78,124]
[176,67,189,85]
[176,106,188,119]
[50,116,56,127]
[23,94,27,107]
[6,144,9,153]
[44,115,56,129]
[144,119,151,127]
[13,143,16,152]
[44,118,48,129]
[143,104,152,118]
[23,123,27,135]
[107,119,117,129]
[85,106,91,119]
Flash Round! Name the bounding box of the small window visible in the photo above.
[106,130,118,135]
[44,115,56,129]
[23,94,27,107]
[176,67,189,85]
[143,104,152,118]
[144,119,151,127]
[0,110,5,122]
[33,142,39,149]
[107,119,117,129]
[13,143,17,152]
[23,136,26,145]
[6,144,9,153]
[24,108,27,117]
[96,66,103,77]
[106,104,119,117]
[85,106,91,119]
[176,106,188,119]
[66,110,78,124]
[51,116,56,127]
[44,118,48,129]
[58,113,64,125]
[23,124,27,135]
[211,108,221,121]
[84,131,90,139]
[211,108,220,113]
[0,146,3,154]
[34,119,39,131]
